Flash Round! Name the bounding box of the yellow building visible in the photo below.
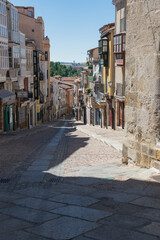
[99,23,115,129]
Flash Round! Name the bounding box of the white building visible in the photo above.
[0,0,9,89]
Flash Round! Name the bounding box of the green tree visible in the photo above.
[50,62,83,77]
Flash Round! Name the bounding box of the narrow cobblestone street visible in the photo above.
[0,119,160,239]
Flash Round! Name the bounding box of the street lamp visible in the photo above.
[108,81,112,87]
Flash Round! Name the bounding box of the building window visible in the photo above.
[45,51,48,61]
[28,11,32,17]
[26,49,33,66]
[0,2,6,16]
[0,44,8,69]
[120,17,126,32]
[11,7,18,32]
[113,33,126,54]
[13,46,20,68]
[0,26,7,38]
[8,47,12,68]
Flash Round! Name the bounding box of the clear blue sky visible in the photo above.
[11,0,115,63]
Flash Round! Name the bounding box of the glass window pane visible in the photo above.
[103,46,107,52]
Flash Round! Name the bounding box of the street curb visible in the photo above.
[76,125,122,152]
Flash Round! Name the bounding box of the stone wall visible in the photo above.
[123,0,160,168]
[18,13,44,52]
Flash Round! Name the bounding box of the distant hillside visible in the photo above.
[50,62,84,77]
[60,62,87,67]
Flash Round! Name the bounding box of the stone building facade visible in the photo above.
[113,0,126,130]
[16,6,51,123]
[0,0,8,89]
[121,0,160,168]
[16,7,44,52]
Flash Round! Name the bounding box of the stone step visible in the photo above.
[152,161,160,171]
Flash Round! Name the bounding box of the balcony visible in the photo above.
[8,32,20,44]
[40,61,47,81]
[95,91,106,105]
[114,33,126,67]
[114,33,126,54]
[99,38,108,55]
[95,82,104,94]
[116,83,125,97]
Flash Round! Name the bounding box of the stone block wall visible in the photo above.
[123,0,160,168]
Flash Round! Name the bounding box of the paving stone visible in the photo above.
[15,187,59,199]
[27,216,99,240]
[137,184,160,199]
[99,214,151,229]
[0,213,9,221]
[18,171,45,183]
[27,165,49,171]
[135,208,160,221]
[131,197,160,209]
[89,199,144,215]
[115,202,145,215]
[65,178,104,186]
[50,183,96,196]
[51,205,112,221]
[91,190,139,203]
[115,179,149,195]
[73,236,93,240]
[12,197,66,211]
[85,225,159,240]
[0,192,24,202]
[139,222,160,237]
[0,218,32,233]
[0,201,13,209]
[0,230,48,240]
[0,206,60,223]
[49,193,99,207]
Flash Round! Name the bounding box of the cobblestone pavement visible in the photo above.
[75,122,124,151]
[0,119,160,239]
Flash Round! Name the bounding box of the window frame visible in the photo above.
[113,33,126,54]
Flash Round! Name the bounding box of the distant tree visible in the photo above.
[50,62,83,77]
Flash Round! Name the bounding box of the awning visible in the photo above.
[0,89,16,104]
